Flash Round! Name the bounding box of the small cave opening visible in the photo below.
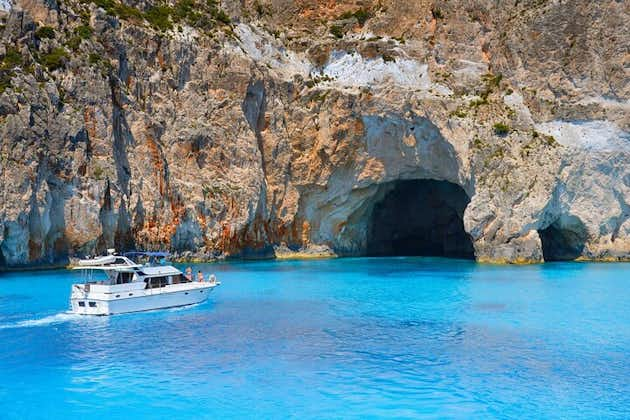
[538,216,587,261]
[367,179,475,258]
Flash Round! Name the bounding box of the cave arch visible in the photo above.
[538,216,587,261]
[366,179,474,258]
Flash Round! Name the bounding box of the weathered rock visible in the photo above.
[0,0,629,268]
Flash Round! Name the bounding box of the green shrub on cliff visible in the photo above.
[493,122,511,136]
[173,0,195,21]
[339,8,371,25]
[0,73,12,94]
[66,25,93,50]
[253,0,271,17]
[1,47,23,70]
[66,36,83,50]
[92,163,105,180]
[212,8,231,24]
[92,0,115,12]
[75,25,93,39]
[330,25,344,39]
[382,53,395,63]
[0,47,24,92]
[482,72,503,89]
[40,48,69,71]
[431,8,444,19]
[88,52,101,65]
[89,0,142,20]
[116,3,143,20]
[145,5,174,31]
[35,26,56,39]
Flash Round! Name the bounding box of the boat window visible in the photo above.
[89,302,97,307]
[145,276,169,289]
[114,258,127,265]
[115,272,134,284]
[171,274,189,284]
[78,301,85,307]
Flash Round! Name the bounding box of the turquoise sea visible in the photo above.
[0,258,628,419]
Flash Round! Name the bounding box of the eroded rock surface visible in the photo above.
[1,0,628,267]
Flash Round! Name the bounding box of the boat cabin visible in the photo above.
[74,251,193,290]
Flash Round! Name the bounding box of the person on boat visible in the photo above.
[197,270,205,282]
[185,267,193,281]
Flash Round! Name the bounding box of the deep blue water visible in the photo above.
[0,257,629,419]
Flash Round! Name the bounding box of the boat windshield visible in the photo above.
[78,269,135,285]
[124,251,170,267]
[78,269,109,284]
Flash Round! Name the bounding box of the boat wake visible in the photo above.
[0,312,82,330]
[165,302,205,312]
[0,303,209,329]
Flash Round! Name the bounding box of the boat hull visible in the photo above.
[70,283,217,315]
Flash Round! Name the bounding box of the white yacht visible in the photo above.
[70,250,219,315]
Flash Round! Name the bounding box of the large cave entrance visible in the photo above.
[367,180,474,258]
[538,216,587,261]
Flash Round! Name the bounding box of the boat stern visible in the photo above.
[70,284,110,315]
[70,297,110,315]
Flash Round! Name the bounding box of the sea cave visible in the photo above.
[538,216,587,261]
[366,179,475,259]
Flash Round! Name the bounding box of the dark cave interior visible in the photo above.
[367,180,475,259]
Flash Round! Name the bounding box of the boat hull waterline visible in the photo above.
[71,282,218,315]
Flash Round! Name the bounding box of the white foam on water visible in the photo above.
[0,302,211,328]
[165,302,205,312]
[0,312,82,330]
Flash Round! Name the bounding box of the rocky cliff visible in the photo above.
[1,0,629,268]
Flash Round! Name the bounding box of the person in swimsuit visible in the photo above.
[185,267,193,281]
[197,270,204,282]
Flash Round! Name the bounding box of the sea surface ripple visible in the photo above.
[0,258,628,418]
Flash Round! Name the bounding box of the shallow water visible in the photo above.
[0,258,628,418]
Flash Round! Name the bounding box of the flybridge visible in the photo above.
[75,250,169,269]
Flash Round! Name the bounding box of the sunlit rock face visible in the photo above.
[0,0,629,267]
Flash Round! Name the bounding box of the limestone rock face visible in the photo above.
[0,0,628,267]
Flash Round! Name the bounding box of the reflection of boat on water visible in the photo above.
[70,250,219,316]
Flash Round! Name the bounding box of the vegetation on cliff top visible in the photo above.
[81,0,231,32]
